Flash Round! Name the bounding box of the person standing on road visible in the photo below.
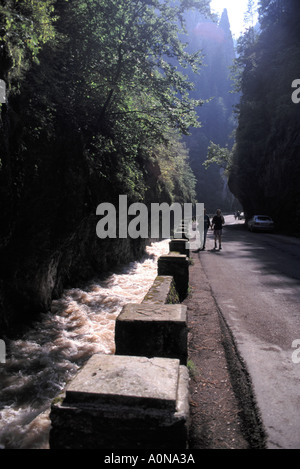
[212,209,225,250]
[194,208,211,252]
[202,208,211,250]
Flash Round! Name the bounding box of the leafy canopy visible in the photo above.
[50,0,210,138]
[0,0,56,82]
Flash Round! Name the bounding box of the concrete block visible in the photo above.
[169,238,190,257]
[142,275,179,304]
[49,354,190,449]
[158,253,189,301]
[115,303,187,364]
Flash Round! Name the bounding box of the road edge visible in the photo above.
[210,284,268,449]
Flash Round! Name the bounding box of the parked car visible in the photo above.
[247,215,275,232]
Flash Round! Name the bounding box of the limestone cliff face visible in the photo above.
[226,1,300,233]
[228,115,300,232]
[182,9,239,212]
[0,217,145,336]
[0,117,145,336]
[0,210,146,337]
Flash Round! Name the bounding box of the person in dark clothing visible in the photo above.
[202,208,211,250]
[211,209,225,250]
[195,208,211,252]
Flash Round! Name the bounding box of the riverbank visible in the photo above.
[0,240,170,449]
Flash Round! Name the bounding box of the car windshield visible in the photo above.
[256,216,272,221]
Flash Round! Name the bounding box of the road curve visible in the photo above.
[199,215,300,449]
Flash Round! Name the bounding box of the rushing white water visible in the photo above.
[0,239,169,449]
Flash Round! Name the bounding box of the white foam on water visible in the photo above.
[0,239,169,449]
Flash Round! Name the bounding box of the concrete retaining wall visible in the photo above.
[50,355,189,449]
[142,275,179,304]
[49,232,191,449]
[158,253,189,302]
[115,303,188,364]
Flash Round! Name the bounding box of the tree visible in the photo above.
[203,142,233,175]
[0,0,211,332]
[0,0,56,84]
[244,0,257,29]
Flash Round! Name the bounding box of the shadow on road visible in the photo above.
[202,221,300,285]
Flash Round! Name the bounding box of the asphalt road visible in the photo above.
[199,215,300,449]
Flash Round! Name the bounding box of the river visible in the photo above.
[0,239,169,449]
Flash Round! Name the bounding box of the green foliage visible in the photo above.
[1,0,208,234]
[187,359,198,378]
[57,0,207,201]
[203,142,233,175]
[154,132,197,204]
[0,0,56,83]
[71,0,208,137]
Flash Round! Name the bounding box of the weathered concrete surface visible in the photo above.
[49,354,190,449]
[169,238,190,257]
[158,253,189,301]
[142,275,179,304]
[115,303,187,364]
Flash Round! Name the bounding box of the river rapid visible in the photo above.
[0,239,169,449]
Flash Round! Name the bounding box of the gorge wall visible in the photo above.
[0,1,203,336]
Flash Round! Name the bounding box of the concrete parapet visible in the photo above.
[169,238,190,257]
[158,253,189,301]
[142,275,179,304]
[49,354,189,449]
[115,303,187,364]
